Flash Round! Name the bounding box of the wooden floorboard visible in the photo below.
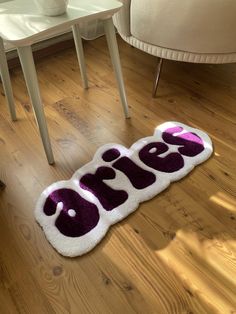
[0,36,236,314]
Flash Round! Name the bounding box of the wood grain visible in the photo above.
[0,35,236,313]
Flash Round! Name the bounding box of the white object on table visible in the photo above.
[34,0,69,16]
[0,0,130,164]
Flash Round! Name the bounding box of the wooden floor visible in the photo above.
[0,36,236,314]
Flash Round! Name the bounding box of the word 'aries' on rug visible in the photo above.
[35,122,213,257]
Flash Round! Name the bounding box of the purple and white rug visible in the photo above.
[35,122,213,257]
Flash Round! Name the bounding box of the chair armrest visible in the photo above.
[113,0,131,37]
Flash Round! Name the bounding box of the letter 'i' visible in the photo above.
[102,148,156,189]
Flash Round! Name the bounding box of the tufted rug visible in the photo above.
[35,122,213,257]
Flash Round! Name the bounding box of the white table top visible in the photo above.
[0,0,122,46]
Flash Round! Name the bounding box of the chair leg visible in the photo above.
[104,18,130,119]
[0,180,6,190]
[152,58,163,98]
[0,37,16,121]
[17,46,54,165]
[72,24,89,89]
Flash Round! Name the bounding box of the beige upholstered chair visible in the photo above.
[113,0,236,96]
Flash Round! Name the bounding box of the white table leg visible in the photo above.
[104,18,130,118]
[72,24,88,89]
[0,37,16,121]
[17,46,54,165]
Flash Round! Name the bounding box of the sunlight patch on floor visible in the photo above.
[210,192,236,212]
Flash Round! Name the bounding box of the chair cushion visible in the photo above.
[130,0,236,54]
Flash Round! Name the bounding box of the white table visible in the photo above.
[0,0,130,164]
